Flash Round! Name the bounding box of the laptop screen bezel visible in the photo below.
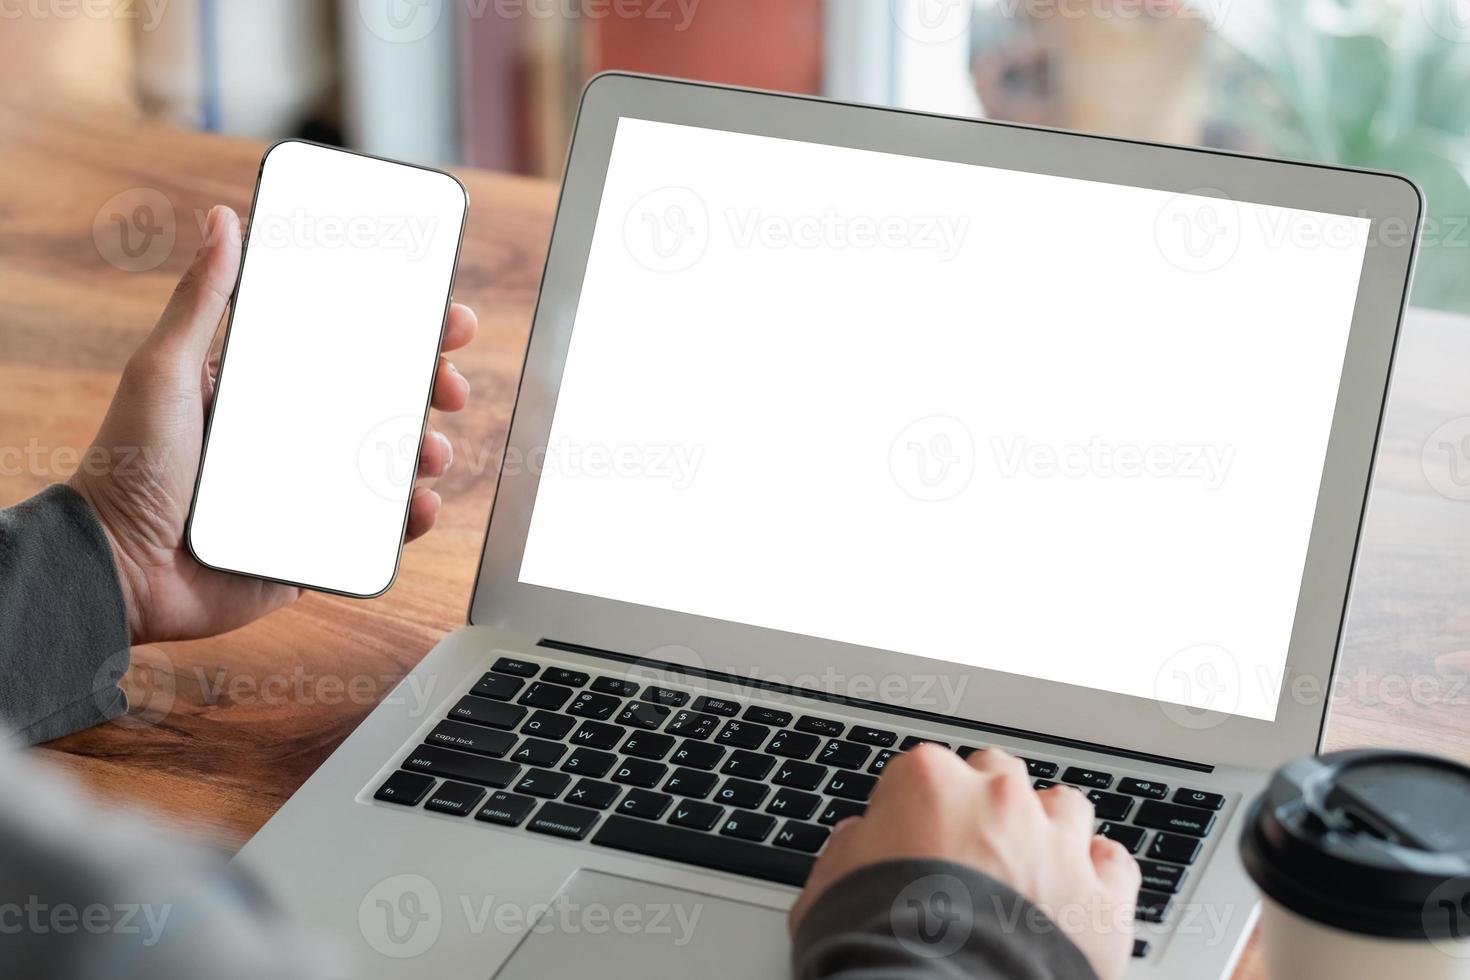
[468,72,1420,772]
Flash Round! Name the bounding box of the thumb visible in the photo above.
[147,205,242,368]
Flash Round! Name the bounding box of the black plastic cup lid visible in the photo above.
[1240,749,1470,940]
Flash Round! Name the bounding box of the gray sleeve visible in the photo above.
[792,859,1101,980]
[0,484,132,743]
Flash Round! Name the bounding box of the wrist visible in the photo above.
[68,475,147,645]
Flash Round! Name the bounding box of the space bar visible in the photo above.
[591,816,814,887]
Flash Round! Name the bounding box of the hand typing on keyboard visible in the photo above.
[789,744,1141,980]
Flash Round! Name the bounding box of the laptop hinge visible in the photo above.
[538,638,1215,774]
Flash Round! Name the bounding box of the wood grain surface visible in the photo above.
[2,108,1468,979]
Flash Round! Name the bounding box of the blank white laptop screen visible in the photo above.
[518,118,1370,722]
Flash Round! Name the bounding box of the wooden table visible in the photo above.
[3,109,1468,979]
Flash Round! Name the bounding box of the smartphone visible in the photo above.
[187,140,468,598]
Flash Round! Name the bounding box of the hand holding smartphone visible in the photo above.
[187,141,469,597]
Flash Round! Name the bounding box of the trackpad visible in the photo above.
[492,870,789,980]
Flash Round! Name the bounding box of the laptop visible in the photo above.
[235,73,1421,978]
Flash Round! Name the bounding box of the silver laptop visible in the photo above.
[235,73,1421,978]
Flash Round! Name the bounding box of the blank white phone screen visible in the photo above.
[189,141,466,597]
[517,118,1372,722]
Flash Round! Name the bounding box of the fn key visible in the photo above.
[375,770,435,806]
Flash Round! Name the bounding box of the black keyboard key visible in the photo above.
[1087,790,1135,821]
[1119,777,1169,800]
[476,790,536,826]
[565,778,621,810]
[544,667,589,687]
[566,691,621,721]
[561,747,617,779]
[795,716,845,737]
[715,777,769,809]
[593,815,814,886]
[622,731,677,761]
[470,673,525,701]
[1061,767,1113,789]
[591,676,640,697]
[426,720,516,758]
[666,710,719,740]
[516,769,572,799]
[374,769,435,806]
[1135,800,1215,837]
[527,801,599,840]
[570,721,626,751]
[772,760,828,791]
[766,788,821,820]
[774,821,830,853]
[424,781,486,816]
[868,750,898,775]
[1034,779,1057,790]
[618,788,674,820]
[1132,939,1150,958]
[1097,822,1147,854]
[1024,758,1059,779]
[826,771,878,802]
[721,810,777,842]
[670,740,726,771]
[766,730,821,760]
[664,767,719,799]
[510,737,568,768]
[521,710,576,740]
[900,736,951,750]
[518,682,574,711]
[818,739,871,770]
[616,701,671,730]
[818,799,867,826]
[641,686,689,708]
[669,800,723,831]
[612,758,668,788]
[720,750,776,780]
[716,720,770,750]
[1137,859,1187,894]
[491,656,539,678]
[691,695,741,717]
[1174,788,1226,811]
[448,695,526,730]
[1135,889,1173,923]
[402,745,519,788]
[1147,832,1202,865]
[743,706,793,727]
[848,726,897,747]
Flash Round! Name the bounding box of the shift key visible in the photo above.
[402,744,520,788]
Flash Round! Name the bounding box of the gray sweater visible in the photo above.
[0,485,1098,980]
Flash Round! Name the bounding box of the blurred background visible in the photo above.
[1,0,1467,313]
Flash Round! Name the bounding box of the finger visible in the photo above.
[1038,783,1095,837]
[148,205,242,368]
[431,356,470,412]
[966,746,1029,782]
[440,303,478,353]
[870,742,968,810]
[404,487,441,541]
[1090,835,1142,898]
[417,430,453,479]
[788,816,867,935]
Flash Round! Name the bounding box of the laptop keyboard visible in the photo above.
[371,655,1228,960]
